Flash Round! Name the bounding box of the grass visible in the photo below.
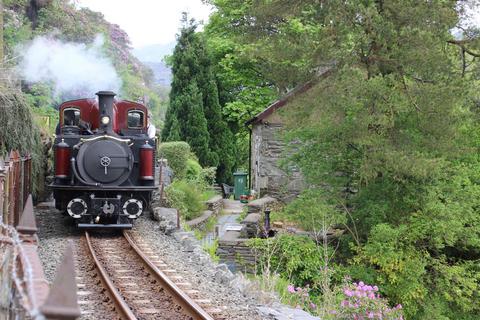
[236,206,249,222]
[200,189,217,201]
[202,239,220,263]
[193,215,218,240]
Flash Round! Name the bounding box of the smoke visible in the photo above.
[17,35,122,99]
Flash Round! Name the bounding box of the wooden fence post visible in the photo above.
[11,151,21,226]
[0,156,5,223]
[6,153,13,226]
[0,0,4,64]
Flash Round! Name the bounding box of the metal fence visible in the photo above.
[0,151,80,320]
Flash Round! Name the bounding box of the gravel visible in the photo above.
[35,201,319,320]
[132,214,268,320]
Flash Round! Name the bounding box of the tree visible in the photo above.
[207,0,480,318]
[162,16,213,166]
[163,14,237,180]
[196,38,237,182]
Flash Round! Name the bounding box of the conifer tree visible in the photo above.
[162,14,236,180]
[197,40,236,183]
[181,81,211,166]
[162,15,213,166]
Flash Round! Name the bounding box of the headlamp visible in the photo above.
[101,116,110,125]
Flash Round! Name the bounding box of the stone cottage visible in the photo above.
[245,81,318,202]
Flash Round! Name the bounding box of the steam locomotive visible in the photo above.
[51,91,157,229]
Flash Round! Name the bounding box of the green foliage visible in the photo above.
[164,180,205,221]
[162,18,212,167]
[248,234,325,288]
[283,188,347,232]
[196,36,237,183]
[163,15,237,180]
[0,88,45,197]
[202,239,220,263]
[158,141,191,179]
[204,7,278,170]
[206,0,480,318]
[186,158,202,181]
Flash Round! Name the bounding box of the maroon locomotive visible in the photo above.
[51,91,157,228]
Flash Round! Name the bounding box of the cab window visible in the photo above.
[63,107,80,126]
[128,110,144,129]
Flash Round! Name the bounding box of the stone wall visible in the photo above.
[185,195,223,229]
[205,195,223,215]
[251,122,305,202]
[217,231,256,274]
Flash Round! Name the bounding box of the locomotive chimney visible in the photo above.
[96,91,116,133]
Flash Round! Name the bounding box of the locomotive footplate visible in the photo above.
[77,223,133,229]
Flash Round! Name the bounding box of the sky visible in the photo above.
[76,0,213,48]
[77,1,480,49]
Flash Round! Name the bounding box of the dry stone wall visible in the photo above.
[251,123,305,202]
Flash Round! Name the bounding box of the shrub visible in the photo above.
[335,281,404,320]
[186,158,202,181]
[164,180,205,220]
[0,88,45,198]
[248,234,325,287]
[158,141,191,179]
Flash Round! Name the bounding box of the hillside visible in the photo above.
[1,0,167,126]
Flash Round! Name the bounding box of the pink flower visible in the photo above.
[359,281,365,287]
[373,286,379,292]
[310,303,317,309]
[341,300,349,307]
[396,304,403,309]
[344,289,354,297]
[287,285,295,293]
[367,312,375,319]
[368,292,375,299]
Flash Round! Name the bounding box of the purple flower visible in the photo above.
[373,286,379,292]
[310,303,317,309]
[396,304,403,309]
[341,300,349,307]
[344,289,354,297]
[359,281,365,287]
[368,292,375,299]
[287,285,295,293]
[367,312,374,319]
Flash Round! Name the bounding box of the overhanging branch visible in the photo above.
[447,39,480,58]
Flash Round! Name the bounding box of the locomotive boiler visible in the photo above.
[51,91,157,228]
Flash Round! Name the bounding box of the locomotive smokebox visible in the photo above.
[96,91,116,133]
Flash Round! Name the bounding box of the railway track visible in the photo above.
[82,230,216,320]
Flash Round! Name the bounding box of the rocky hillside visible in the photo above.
[2,0,167,126]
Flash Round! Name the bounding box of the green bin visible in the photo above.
[233,172,248,200]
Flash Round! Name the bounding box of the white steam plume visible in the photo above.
[17,35,121,98]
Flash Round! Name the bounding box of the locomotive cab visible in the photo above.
[51,91,157,229]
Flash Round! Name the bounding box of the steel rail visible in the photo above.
[123,231,214,320]
[84,231,137,320]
